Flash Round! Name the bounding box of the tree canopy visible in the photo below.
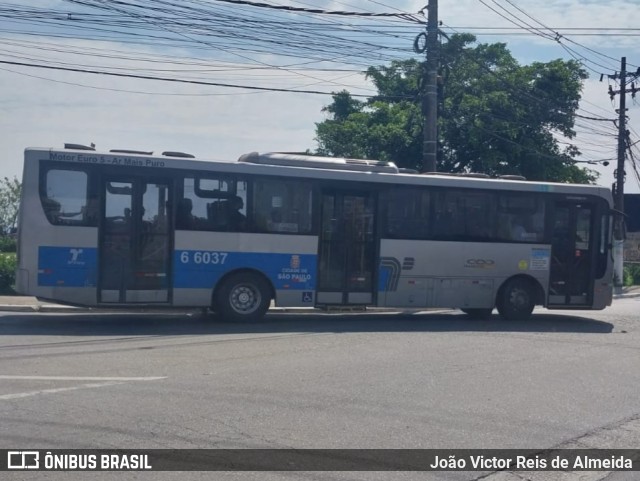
[315,33,596,183]
[0,176,21,234]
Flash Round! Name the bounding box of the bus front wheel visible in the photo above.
[497,278,535,321]
[215,273,271,321]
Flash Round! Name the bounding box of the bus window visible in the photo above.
[42,169,90,226]
[385,187,430,239]
[181,176,247,231]
[432,190,495,241]
[253,179,312,234]
[497,193,545,242]
[575,208,591,250]
[596,213,610,278]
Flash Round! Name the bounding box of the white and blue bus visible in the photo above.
[16,145,614,321]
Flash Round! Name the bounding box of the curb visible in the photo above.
[613,293,640,300]
[0,305,454,315]
[0,305,204,314]
[0,296,636,314]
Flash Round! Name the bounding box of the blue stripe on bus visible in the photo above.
[173,251,316,290]
[38,246,98,287]
[37,247,317,291]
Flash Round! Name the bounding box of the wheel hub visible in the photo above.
[231,285,259,313]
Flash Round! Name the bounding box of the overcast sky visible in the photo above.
[0,0,638,192]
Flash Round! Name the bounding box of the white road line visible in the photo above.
[0,375,166,400]
[0,381,124,400]
[0,375,167,381]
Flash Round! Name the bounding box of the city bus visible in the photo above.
[16,145,614,321]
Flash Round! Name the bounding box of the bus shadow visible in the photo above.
[0,310,614,336]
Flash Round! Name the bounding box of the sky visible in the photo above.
[0,0,639,193]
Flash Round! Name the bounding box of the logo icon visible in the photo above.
[290,255,300,269]
[8,451,40,470]
[464,259,496,269]
[69,248,84,265]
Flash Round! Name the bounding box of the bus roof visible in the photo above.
[25,146,612,200]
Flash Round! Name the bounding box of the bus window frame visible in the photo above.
[39,161,95,227]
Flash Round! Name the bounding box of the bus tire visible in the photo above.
[214,272,271,321]
[461,308,493,319]
[496,278,535,321]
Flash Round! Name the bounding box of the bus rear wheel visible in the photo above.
[215,272,271,321]
[496,278,535,321]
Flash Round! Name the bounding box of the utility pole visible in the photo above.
[421,0,438,172]
[606,57,640,289]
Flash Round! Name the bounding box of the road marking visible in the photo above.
[0,375,166,381]
[0,375,167,400]
[0,382,124,400]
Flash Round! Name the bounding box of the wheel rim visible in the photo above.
[229,283,261,314]
[508,286,530,312]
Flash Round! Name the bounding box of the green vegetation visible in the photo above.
[0,252,16,294]
[0,175,20,294]
[624,264,640,286]
[315,33,595,183]
[0,235,16,253]
[0,176,21,234]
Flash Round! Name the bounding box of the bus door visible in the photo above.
[99,177,171,303]
[317,192,376,305]
[548,200,595,306]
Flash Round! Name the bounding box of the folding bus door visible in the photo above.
[548,200,596,306]
[99,177,171,303]
[317,192,376,305]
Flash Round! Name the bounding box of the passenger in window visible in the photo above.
[176,198,195,229]
[510,221,527,241]
[509,217,538,241]
[228,196,246,231]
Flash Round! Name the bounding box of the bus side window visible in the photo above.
[497,193,545,242]
[42,168,89,226]
[253,180,312,234]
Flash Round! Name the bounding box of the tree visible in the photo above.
[0,176,21,234]
[314,34,596,182]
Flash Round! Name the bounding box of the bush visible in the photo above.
[0,235,16,252]
[0,252,16,293]
[623,264,640,286]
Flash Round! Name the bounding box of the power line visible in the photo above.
[202,0,422,20]
[67,0,382,92]
[0,58,410,98]
[473,0,624,74]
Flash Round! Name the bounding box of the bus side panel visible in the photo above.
[592,249,614,310]
[172,232,319,307]
[17,154,98,306]
[592,282,613,310]
[378,239,551,309]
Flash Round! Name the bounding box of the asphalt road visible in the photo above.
[1,298,639,481]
